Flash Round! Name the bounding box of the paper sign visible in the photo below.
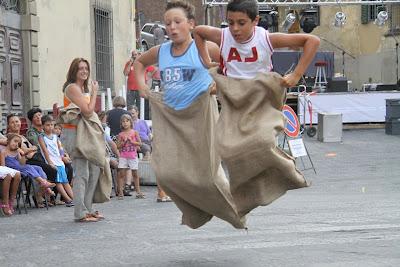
[288,138,308,158]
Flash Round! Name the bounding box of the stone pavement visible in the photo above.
[0,129,399,267]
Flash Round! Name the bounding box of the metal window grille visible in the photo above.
[368,3,385,21]
[389,4,400,34]
[0,0,21,13]
[94,1,114,91]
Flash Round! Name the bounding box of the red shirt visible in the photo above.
[125,63,156,91]
[145,65,156,83]
[125,61,138,91]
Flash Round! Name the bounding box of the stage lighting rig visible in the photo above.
[300,9,318,33]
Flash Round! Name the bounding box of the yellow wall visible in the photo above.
[37,0,135,109]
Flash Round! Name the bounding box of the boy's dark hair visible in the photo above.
[227,0,258,21]
[166,0,195,20]
[27,107,42,122]
[41,114,54,125]
[112,96,126,108]
[54,123,63,129]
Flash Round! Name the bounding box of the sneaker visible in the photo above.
[65,201,74,207]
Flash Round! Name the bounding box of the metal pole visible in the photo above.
[396,42,399,84]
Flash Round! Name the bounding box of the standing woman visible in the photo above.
[62,58,103,223]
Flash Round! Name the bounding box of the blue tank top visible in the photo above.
[158,41,213,110]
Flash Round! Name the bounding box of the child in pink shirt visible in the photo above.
[117,114,143,199]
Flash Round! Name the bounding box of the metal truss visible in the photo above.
[203,0,400,7]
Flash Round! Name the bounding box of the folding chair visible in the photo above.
[16,174,28,214]
[21,175,49,210]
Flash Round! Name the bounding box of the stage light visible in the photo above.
[258,10,278,30]
[282,13,296,32]
[374,11,388,27]
[220,21,228,28]
[300,16,317,33]
[300,8,318,33]
[333,11,346,27]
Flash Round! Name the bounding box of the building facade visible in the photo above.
[0,0,136,128]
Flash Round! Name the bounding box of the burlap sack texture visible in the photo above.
[58,102,112,203]
[149,90,246,229]
[209,67,309,217]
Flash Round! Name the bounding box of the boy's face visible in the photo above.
[43,121,54,133]
[164,8,194,44]
[53,125,62,136]
[227,11,259,43]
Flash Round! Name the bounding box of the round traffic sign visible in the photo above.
[282,104,300,138]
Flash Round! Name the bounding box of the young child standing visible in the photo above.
[38,115,74,207]
[117,114,143,200]
[0,166,21,216]
[1,133,55,198]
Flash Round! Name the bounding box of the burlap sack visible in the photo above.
[149,90,246,229]
[209,67,309,217]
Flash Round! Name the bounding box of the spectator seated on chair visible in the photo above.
[1,133,55,208]
[6,113,58,206]
[53,123,74,186]
[0,166,21,216]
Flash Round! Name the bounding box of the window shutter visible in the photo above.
[361,5,369,24]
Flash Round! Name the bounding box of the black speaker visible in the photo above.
[327,77,348,92]
[376,84,399,91]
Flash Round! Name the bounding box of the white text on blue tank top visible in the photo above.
[161,67,196,84]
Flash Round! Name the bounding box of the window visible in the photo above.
[361,1,386,24]
[94,2,114,91]
[388,4,400,35]
[142,25,152,33]
[0,0,21,14]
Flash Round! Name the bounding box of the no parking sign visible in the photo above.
[282,105,300,138]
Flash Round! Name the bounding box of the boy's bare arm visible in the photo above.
[193,26,222,68]
[270,33,320,87]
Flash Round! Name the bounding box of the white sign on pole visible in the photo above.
[101,92,106,111]
[140,98,145,120]
[288,138,308,158]
[122,85,126,101]
[106,88,112,111]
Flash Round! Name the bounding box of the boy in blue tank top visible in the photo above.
[134,1,247,230]
[135,3,219,109]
